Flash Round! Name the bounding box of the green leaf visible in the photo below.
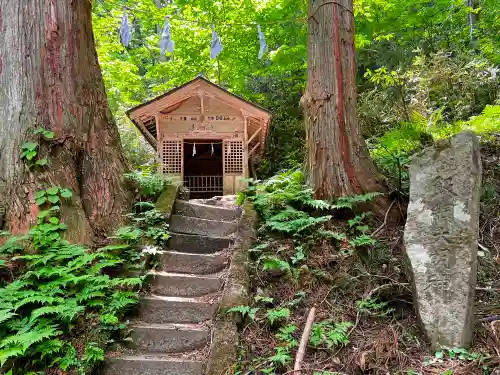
[36,339,64,359]
[260,256,291,272]
[0,346,25,366]
[0,325,61,352]
[26,151,37,160]
[35,190,46,199]
[46,187,59,196]
[83,343,104,363]
[47,195,60,204]
[35,158,48,166]
[22,142,38,151]
[49,217,59,224]
[59,189,73,198]
[265,308,290,325]
[100,314,119,325]
[0,310,17,324]
[255,296,274,304]
[35,197,47,206]
[227,306,260,321]
[43,131,55,139]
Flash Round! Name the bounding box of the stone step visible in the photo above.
[169,232,232,254]
[150,271,223,297]
[170,214,238,237]
[140,295,217,324]
[106,355,204,375]
[130,323,209,353]
[175,199,241,221]
[160,250,228,275]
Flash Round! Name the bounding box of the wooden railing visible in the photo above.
[183,175,223,193]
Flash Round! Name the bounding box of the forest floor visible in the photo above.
[235,136,500,375]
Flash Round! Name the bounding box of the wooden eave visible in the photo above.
[127,76,271,157]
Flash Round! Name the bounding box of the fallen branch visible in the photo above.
[476,287,500,292]
[371,199,396,237]
[293,307,317,375]
[284,369,348,375]
[479,315,500,323]
[364,282,410,299]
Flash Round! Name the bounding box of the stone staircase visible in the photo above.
[106,199,242,375]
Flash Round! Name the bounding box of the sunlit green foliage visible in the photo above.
[93,0,499,175]
[0,197,144,373]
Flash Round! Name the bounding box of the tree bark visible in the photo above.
[0,1,132,243]
[302,0,388,210]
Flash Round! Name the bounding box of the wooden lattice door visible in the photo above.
[223,140,244,174]
[160,140,182,175]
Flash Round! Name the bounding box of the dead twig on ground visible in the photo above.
[364,282,410,299]
[293,307,317,375]
[476,287,500,292]
[372,200,396,238]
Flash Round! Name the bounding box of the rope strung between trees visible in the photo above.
[117,7,271,60]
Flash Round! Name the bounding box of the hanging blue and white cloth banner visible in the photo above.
[153,0,167,8]
[160,17,175,55]
[257,24,267,59]
[210,24,223,59]
[120,8,131,47]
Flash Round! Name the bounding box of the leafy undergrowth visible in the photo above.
[476,135,500,331]
[0,176,170,374]
[231,169,500,375]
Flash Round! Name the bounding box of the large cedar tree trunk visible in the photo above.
[302,0,387,209]
[0,1,132,243]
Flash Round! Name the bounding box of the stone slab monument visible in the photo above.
[404,131,482,349]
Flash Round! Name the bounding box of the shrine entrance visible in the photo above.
[183,140,223,198]
[127,76,271,196]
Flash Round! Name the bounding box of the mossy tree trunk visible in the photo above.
[302,0,389,212]
[0,1,132,243]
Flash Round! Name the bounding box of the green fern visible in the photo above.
[227,305,260,321]
[349,234,377,248]
[0,346,24,366]
[83,343,104,363]
[0,325,61,352]
[0,185,146,373]
[334,192,383,209]
[267,346,292,365]
[266,214,332,234]
[309,320,353,348]
[265,308,290,325]
[57,343,79,370]
[0,310,17,325]
[35,339,64,359]
[260,256,291,272]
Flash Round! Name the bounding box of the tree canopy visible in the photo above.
[92,0,499,174]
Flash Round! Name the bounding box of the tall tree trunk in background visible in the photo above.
[0,1,132,243]
[467,0,477,47]
[302,0,388,211]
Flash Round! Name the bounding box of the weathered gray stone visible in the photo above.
[168,233,232,254]
[130,323,209,352]
[206,202,257,375]
[159,250,228,275]
[106,355,204,375]
[150,271,223,297]
[170,214,238,237]
[155,184,180,218]
[404,131,482,349]
[140,295,217,324]
[175,200,242,221]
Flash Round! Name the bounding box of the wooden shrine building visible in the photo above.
[127,76,271,197]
